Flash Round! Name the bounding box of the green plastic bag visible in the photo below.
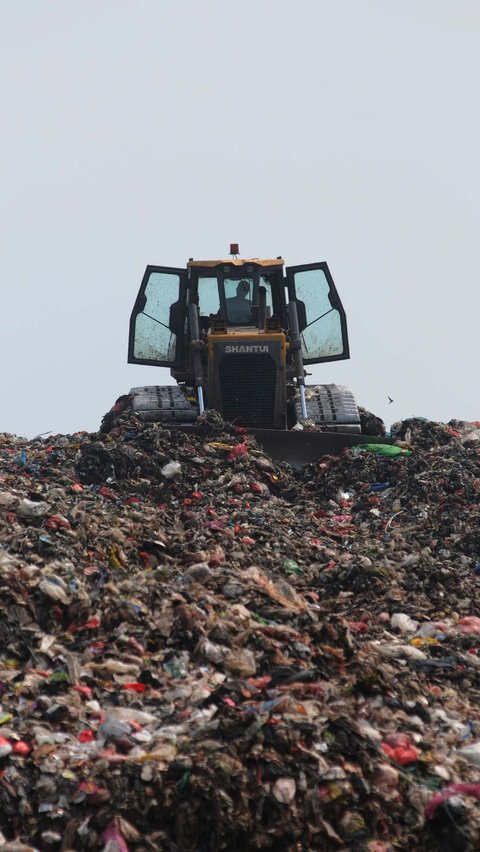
[357,444,412,457]
[282,559,303,575]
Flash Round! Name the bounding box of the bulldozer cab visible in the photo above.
[190,259,283,332]
[128,257,349,375]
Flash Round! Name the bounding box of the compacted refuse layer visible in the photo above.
[0,414,479,851]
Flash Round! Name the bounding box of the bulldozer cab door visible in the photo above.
[286,262,350,364]
[128,266,187,367]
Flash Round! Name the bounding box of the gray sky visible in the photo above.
[1,0,479,438]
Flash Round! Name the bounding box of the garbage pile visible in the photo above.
[0,413,479,851]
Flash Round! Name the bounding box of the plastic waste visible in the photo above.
[355,443,412,456]
[455,616,480,634]
[273,777,296,803]
[373,643,427,660]
[223,648,256,677]
[409,656,457,672]
[195,637,228,664]
[102,819,130,852]
[161,460,182,479]
[381,741,419,765]
[425,782,480,819]
[0,491,17,508]
[282,558,303,574]
[0,736,12,757]
[416,621,446,639]
[457,742,480,767]
[0,413,478,848]
[390,613,418,633]
[17,498,51,518]
[426,795,470,851]
[97,716,132,741]
[372,762,399,791]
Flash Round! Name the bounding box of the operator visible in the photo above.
[225,279,252,324]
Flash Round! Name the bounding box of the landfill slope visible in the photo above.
[0,414,479,852]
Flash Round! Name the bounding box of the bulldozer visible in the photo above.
[105,247,389,467]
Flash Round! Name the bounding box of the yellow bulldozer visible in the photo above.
[104,247,389,467]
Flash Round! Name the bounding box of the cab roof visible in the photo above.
[187,258,284,269]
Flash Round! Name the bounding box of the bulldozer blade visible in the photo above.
[248,429,393,469]
[170,425,393,469]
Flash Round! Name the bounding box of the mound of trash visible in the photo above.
[0,413,479,851]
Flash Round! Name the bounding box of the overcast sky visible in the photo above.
[1,0,479,438]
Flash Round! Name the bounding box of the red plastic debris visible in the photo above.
[227,443,248,461]
[74,685,93,699]
[12,741,30,755]
[121,683,146,693]
[44,515,71,531]
[79,730,95,742]
[98,486,117,501]
[455,616,480,634]
[381,741,419,765]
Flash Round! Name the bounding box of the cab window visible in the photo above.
[197,275,221,318]
[131,270,179,363]
[290,267,346,361]
[224,277,254,324]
